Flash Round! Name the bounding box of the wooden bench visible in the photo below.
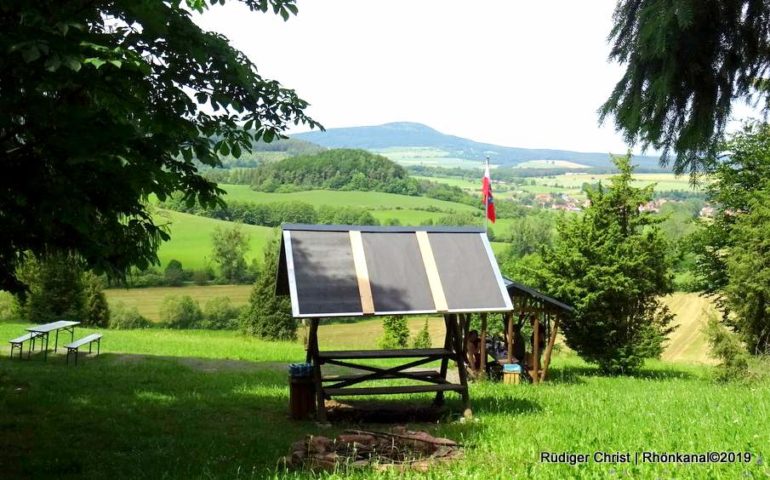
[8,332,42,359]
[65,333,102,365]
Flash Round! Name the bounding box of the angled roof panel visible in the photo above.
[362,232,435,313]
[429,232,511,311]
[288,230,363,316]
[278,224,512,318]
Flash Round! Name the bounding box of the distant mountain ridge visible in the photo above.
[293,122,664,169]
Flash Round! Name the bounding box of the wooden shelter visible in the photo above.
[276,224,513,421]
[472,277,574,383]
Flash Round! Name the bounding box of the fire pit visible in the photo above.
[281,427,463,472]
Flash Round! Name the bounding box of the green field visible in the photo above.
[106,285,254,322]
[415,172,703,199]
[221,185,477,212]
[1,318,767,479]
[154,210,275,270]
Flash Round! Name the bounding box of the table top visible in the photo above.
[27,320,80,333]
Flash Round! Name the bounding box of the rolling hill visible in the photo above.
[293,122,664,170]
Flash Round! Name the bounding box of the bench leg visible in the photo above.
[89,342,92,354]
[97,338,101,356]
[54,329,59,352]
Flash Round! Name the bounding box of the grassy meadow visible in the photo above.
[155,209,275,270]
[1,319,768,480]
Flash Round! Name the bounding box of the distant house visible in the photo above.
[699,205,716,218]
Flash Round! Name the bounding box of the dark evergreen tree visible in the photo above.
[693,123,770,354]
[601,0,770,174]
[83,272,110,328]
[542,155,675,374]
[240,235,295,340]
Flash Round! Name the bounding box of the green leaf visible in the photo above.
[108,59,123,68]
[84,58,106,69]
[21,46,40,63]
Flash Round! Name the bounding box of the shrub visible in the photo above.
[109,302,152,330]
[706,314,750,382]
[159,295,203,329]
[411,319,431,348]
[0,291,20,322]
[128,268,166,288]
[379,316,409,349]
[19,252,85,323]
[201,297,241,330]
[83,273,110,327]
[192,269,211,286]
[164,259,185,286]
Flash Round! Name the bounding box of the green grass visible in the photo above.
[154,209,275,270]
[1,320,768,479]
[220,185,477,212]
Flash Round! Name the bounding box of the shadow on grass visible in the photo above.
[0,352,321,479]
[545,363,697,385]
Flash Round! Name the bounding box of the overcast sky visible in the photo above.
[194,1,735,155]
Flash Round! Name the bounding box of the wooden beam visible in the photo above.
[532,307,541,384]
[505,312,514,364]
[541,315,560,382]
[308,318,327,423]
[434,314,453,406]
[415,231,448,312]
[349,230,375,315]
[479,313,488,380]
[447,314,472,418]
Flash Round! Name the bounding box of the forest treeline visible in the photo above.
[204,149,483,206]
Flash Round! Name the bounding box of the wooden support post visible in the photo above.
[479,313,487,380]
[308,318,327,423]
[540,315,560,382]
[434,314,453,406]
[448,314,472,418]
[505,312,514,364]
[532,307,541,384]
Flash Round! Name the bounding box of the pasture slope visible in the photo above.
[154,209,275,270]
[105,287,715,362]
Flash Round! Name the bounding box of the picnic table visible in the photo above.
[26,321,80,361]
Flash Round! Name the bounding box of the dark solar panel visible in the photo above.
[428,232,508,310]
[362,232,435,313]
[289,230,362,316]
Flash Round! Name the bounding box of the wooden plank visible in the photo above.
[415,231,448,312]
[325,384,465,397]
[319,348,453,360]
[349,230,375,314]
[323,370,440,382]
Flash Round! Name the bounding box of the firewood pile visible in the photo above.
[281,426,463,472]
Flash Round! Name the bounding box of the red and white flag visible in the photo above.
[482,161,496,223]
